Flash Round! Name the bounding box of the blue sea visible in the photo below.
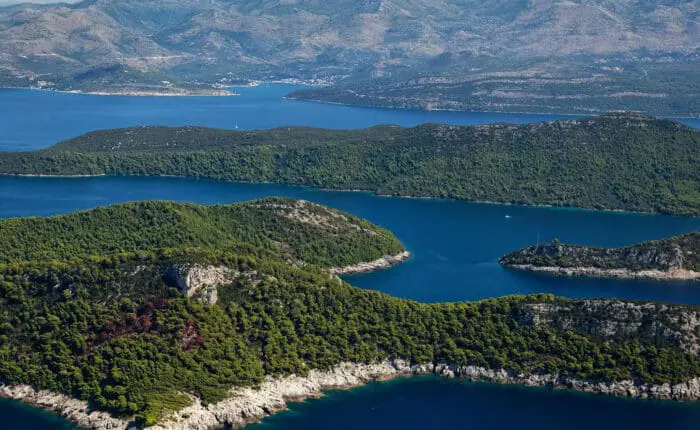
[2,176,700,305]
[1,85,699,429]
[1,84,698,151]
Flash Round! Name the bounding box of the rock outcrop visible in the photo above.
[517,300,700,355]
[163,264,235,305]
[328,251,411,275]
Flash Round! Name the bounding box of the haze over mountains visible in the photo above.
[1,0,698,114]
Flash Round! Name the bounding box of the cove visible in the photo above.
[2,175,700,305]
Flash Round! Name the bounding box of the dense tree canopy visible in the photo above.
[1,200,699,427]
[1,113,698,215]
[0,198,404,268]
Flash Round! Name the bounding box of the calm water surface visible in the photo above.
[249,377,700,430]
[0,398,78,430]
[2,86,699,429]
[0,85,576,151]
[1,85,697,151]
[2,176,699,304]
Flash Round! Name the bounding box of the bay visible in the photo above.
[2,85,700,429]
[0,398,78,430]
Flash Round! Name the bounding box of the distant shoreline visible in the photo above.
[504,264,700,282]
[2,85,697,119]
[0,86,238,97]
[285,95,700,120]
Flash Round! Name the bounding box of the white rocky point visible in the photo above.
[328,251,412,275]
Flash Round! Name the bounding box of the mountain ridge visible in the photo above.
[1,0,698,114]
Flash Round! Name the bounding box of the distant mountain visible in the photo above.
[1,0,698,113]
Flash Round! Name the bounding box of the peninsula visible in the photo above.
[500,233,700,281]
[0,113,698,216]
[1,199,700,429]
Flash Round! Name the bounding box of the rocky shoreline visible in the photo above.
[4,360,700,430]
[328,251,411,275]
[0,385,132,429]
[505,264,700,282]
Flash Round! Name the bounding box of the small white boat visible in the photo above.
[505,215,512,219]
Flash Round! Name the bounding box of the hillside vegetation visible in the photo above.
[501,233,700,273]
[0,198,404,268]
[1,114,699,215]
[2,200,700,427]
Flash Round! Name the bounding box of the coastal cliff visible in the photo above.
[500,233,700,281]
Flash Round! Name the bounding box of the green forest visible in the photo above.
[0,198,404,269]
[1,113,698,216]
[1,200,700,427]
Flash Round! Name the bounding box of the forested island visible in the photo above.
[1,113,698,216]
[1,199,700,429]
[500,233,700,281]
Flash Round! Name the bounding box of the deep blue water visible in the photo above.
[2,86,700,429]
[2,175,700,305]
[0,398,77,430]
[250,377,700,430]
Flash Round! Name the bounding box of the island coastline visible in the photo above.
[500,234,700,282]
[1,86,238,97]
[4,360,700,430]
[504,264,700,282]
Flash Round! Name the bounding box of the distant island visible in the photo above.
[501,233,700,282]
[1,113,699,216]
[1,198,700,429]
